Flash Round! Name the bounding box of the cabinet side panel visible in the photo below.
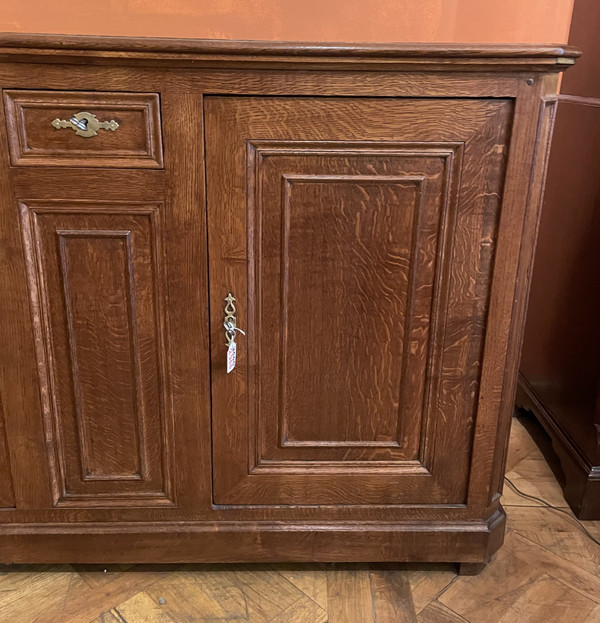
[464,76,560,514]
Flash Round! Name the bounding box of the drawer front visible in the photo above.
[3,90,163,168]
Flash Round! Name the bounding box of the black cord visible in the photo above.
[504,476,600,548]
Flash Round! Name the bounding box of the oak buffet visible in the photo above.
[0,34,578,569]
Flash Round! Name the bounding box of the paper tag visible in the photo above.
[226,341,237,373]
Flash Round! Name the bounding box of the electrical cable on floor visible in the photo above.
[504,476,600,548]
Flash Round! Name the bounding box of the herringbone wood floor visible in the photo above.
[1,413,599,623]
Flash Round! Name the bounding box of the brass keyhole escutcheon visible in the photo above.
[224,293,237,347]
[51,111,120,137]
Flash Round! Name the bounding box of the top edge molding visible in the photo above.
[0,33,581,71]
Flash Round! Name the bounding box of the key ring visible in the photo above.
[224,321,245,336]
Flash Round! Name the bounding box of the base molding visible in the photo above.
[516,373,600,519]
[0,511,505,565]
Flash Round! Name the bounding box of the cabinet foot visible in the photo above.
[458,562,488,575]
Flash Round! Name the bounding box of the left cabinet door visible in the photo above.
[0,87,210,518]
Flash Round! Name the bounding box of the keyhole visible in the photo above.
[69,116,88,131]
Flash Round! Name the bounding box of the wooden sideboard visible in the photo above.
[0,34,578,567]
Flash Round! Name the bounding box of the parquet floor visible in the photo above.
[1,413,599,623]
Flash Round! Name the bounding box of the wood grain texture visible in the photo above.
[19,201,174,507]
[302,563,419,622]
[4,90,163,168]
[0,391,15,508]
[0,73,52,512]
[0,33,580,72]
[0,82,209,524]
[486,92,559,512]
[0,512,505,563]
[250,141,457,467]
[0,417,595,622]
[0,35,575,564]
[464,73,560,522]
[206,96,511,507]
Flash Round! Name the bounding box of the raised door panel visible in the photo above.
[205,97,513,506]
[20,201,174,508]
[252,144,457,465]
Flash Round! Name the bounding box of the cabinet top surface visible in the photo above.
[0,32,580,71]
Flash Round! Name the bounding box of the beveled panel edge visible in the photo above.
[0,33,580,71]
[56,229,147,483]
[278,173,424,453]
[3,90,164,169]
[18,199,176,509]
[245,140,463,477]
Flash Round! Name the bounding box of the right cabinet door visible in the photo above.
[205,96,512,506]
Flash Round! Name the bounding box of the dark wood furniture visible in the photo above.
[517,0,600,519]
[0,34,577,565]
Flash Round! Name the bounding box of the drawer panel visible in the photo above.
[3,90,163,168]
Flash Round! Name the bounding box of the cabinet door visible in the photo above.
[0,88,208,515]
[205,97,512,506]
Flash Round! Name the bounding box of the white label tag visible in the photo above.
[226,341,237,373]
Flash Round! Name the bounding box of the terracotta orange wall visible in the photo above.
[1,0,574,44]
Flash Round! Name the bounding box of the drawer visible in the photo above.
[3,90,163,168]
